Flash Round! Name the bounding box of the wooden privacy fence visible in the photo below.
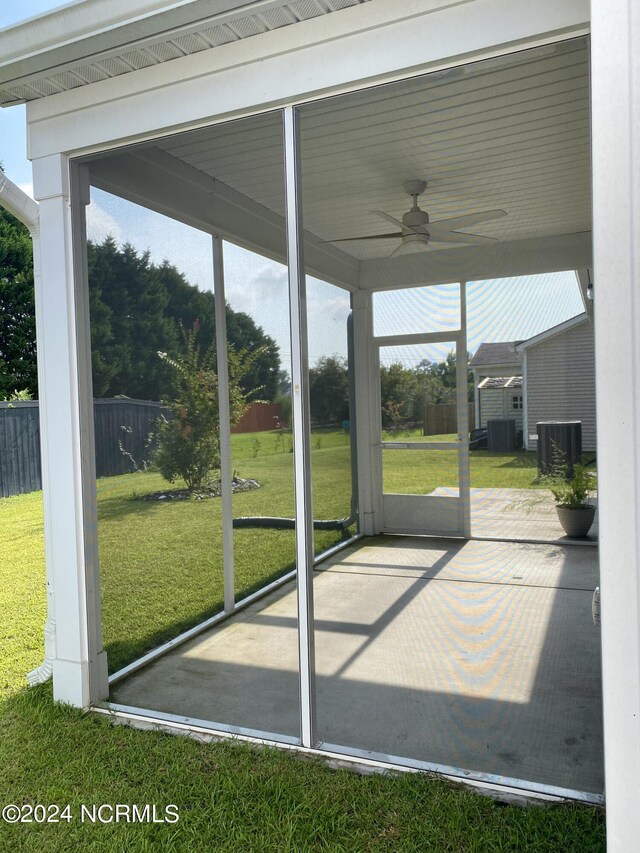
[423,402,475,436]
[231,401,283,433]
[93,399,167,478]
[0,401,41,498]
[0,399,166,498]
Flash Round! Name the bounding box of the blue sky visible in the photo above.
[1,1,585,369]
[0,2,67,183]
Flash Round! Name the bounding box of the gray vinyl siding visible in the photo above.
[525,319,596,451]
[506,390,524,432]
[479,389,523,431]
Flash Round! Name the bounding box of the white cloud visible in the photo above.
[86,201,124,245]
[225,258,288,316]
[18,182,34,199]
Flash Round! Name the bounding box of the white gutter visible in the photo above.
[0,172,38,227]
[0,172,55,686]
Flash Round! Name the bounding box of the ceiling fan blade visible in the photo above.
[319,232,402,243]
[371,210,407,230]
[388,239,430,259]
[429,209,507,232]
[427,230,498,245]
[388,241,410,259]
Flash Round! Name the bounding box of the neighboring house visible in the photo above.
[470,342,523,431]
[476,375,524,434]
[471,313,595,452]
[516,313,596,451]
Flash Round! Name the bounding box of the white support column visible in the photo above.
[212,236,235,614]
[592,1,640,848]
[283,106,316,748]
[457,283,471,538]
[521,350,529,451]
[32,153,106,708]
[353,289,380,535]
[473,371,480,430]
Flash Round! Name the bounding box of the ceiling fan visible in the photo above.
[322,180,507,257]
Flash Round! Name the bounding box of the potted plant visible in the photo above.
[508,455,597,538]
[545,463,597,538]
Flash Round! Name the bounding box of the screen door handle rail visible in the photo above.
[381,441,460,450]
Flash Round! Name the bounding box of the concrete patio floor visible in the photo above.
[110,535,603,794]
[432,487,598,544]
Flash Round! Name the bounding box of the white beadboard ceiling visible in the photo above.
[0,0,370,107]
[143,37,590,262]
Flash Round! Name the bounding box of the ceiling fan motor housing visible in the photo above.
[402,207,430,242]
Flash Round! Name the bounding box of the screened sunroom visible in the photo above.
[2,0,637,828]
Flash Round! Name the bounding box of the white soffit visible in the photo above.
[146,37,591,258]
[87,36,592,287]
[0,0,371,107]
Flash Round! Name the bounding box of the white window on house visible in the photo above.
[512,394,523,410]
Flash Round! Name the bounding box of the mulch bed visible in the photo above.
[140,476,261,501]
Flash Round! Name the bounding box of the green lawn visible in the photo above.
[381,430,540,494]
[0,430,606,850]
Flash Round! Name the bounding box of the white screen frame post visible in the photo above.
[457,282,471,538]
[284,105,317,748]
[212,235,235,615]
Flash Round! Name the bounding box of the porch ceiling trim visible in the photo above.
[88,147,361,289]
[358,231,592,289]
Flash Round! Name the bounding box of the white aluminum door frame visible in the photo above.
[375,282,471,538]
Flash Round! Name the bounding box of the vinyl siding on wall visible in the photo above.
[525,319,596,451]
[479,389,523,431]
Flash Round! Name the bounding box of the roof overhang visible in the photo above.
[515,311,589,351]
[4,0,592,293]
[477,375,523,389]
[0,0,370,106]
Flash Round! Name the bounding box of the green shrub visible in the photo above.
[154,324,264,491]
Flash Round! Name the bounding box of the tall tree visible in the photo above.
[224,308,280,401]
[380,363,422,427]
[417,351,474,403]
[379,351,474,428]
[85,238,280,402]
[0,207,37,398]
[309,356,349,426]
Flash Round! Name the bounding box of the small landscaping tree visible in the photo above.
[154,324,263,491]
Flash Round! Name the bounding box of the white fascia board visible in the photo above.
[25,0,590,160]
[515,311,588,352]
[0,1,261,76]
[88,147,361,289]
[360,232,592,291]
